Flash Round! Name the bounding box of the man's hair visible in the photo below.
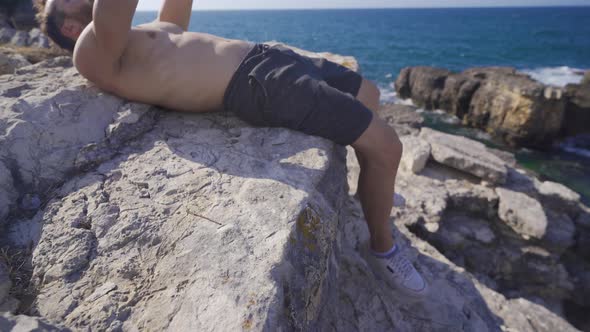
[33,0,76,52]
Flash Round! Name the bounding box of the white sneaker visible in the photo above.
[364,243,429,299]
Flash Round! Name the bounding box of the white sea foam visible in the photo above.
[377,82,414,105]
[559,136,590,159]
[520,66,586,87]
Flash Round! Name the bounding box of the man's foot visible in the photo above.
[363,242,429,298]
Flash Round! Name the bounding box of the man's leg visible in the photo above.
[350,106,403,253]
[353,78,381,171]
[355,78,381,116]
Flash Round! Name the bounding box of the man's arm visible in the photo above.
[157,0,193,31]
[73,0,138,85]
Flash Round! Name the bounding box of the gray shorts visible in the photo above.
[222,43,373,146]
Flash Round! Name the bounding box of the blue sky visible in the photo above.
[137,0,590,10]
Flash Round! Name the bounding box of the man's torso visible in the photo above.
[78,21,254,112]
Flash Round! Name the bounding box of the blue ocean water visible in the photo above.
[132,7,590,202]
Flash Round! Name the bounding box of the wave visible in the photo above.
[559,135,590,159]
[377,82,414,105]
[520,66,586,87]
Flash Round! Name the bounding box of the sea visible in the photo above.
[132,7,590,203]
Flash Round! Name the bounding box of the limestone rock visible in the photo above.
[0,312,70,332]
[0,27,16,44]
[0,11,10,29]
[395,66,567,148]
[10,30,28,47]
[27,28,50,49]
[475,283,580,332]
[0,48,30,75]
[576,229,590,260]
[379,104,424,136]
[576,206,590,229]
[544,210,576,253]
[420,127,507,184]
[564,75,590,136]
[445,179,498,219]
[396,172,448,223]
[496,188,547,240]
[5,0,37,30]
[399,135,430,173]
[536,180,581,216]
[537,181,580,203]
[1,41,585,332]
[0,260,18,313]
[0,161,17,226]
[395,66,452,109]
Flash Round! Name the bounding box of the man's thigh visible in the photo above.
[303,55,363,97]
[243,46,374,146]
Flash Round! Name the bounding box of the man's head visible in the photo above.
[33,0,94,52]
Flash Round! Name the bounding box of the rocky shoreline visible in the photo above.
[395,66,590,149]
[0,44,589,331]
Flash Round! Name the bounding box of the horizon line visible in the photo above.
[135,5,590,11]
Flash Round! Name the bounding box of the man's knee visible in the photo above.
[385,131,403,167]
[357,78,381,113]
[352,116,402,169]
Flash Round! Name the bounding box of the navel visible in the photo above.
[147,31,156,39]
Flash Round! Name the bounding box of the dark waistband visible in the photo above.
[222,43,271,112]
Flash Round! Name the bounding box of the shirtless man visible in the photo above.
[34,0,428,298]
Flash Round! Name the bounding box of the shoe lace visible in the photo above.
[387,253,414,280]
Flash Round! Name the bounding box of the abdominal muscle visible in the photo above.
[111,23,254,113]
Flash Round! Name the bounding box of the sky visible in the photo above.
[136,0,590,10]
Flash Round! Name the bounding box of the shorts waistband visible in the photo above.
[222,43,272,112]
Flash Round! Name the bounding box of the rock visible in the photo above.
[535,181,581,215]
[420,127,507,184]
[27,27,41,45]
[0,48,31,75]
[476,283,580,332]
[0,162,17,226]
[441,213,496,245]
[575,229,590,259]
[7,0,37,30]
[395,66,452,109]
[10,30,28,47]
[337,187,501,331]
[0,261,11,303]
[0,59,138,220]
[0,27,16,44]
[0,260,18,313]
[0,312,70,332]
[395,66,567,148]
[537,181,580,203]
[445,179,498,219]
[0,11,10,29]
[576,206,590,229]
[379,103,424,136]
[496,187,547,240]
[399,135,430,173]
[0,44,427,332]
[543,210,576,253]
[1,41,585,332]
[563,77,590,136]
[396,172,449,223]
